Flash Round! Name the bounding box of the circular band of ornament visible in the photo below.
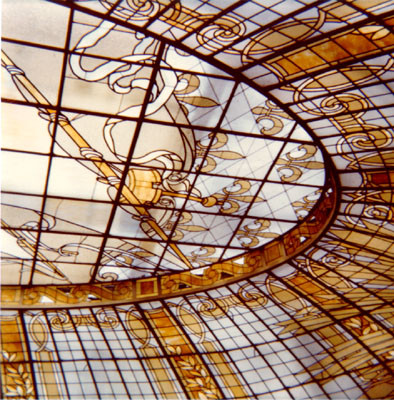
[2,173,337,309]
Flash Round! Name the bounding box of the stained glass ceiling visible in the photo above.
[2,0,328,288]
[1,1,394,399]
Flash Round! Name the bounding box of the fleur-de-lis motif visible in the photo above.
[276,144,324,182]
[174,73,219,114]
[292,189,323,219]
[252,99,292,136]
[213,180,264,214]
[236,219,279,248]
[188,246,218,267]
[164,212,207,241]
[195,132,244,172]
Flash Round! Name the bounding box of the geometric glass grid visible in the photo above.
[1,0,325,285]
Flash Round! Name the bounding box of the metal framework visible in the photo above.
[1,0,393,399]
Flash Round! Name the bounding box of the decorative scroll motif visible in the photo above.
[291,61,393,176]
[264,57,394,396]
[242,9,327,62]
[252,100,292,136]
[294,59,393,102]
[275,144,325,183]
[191,281,268,319]
[328,220,394,276]
[241,1,392,65]
[66,21,221,221]
[101,0,161,21]
[27,306,227,399]
[98,0,246,49]
[336,124,393,171]
[277,55,394,348]
[3,0,330,290]
[22,304,247,399]
[1,218,71,284]
[344,189,394,229]
[196,15,246,53]
[49,309,120,331]
[2,39,219,273]
[1,204,172,283]
[98,244,159,280]
[2,2,394,399]
[236,219,279,248]
[2,19,325,283]
[195,132,244,173]
[3,1,328,306]
[2,47,191,269]
[96,0,392,68]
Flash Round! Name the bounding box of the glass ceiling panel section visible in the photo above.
[2,0,70,47]
[243,15,394,88]
[218,0,372,66]
[1,2,393,400]
[2,0,326,287]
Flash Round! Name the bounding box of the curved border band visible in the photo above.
[2,172,337,309]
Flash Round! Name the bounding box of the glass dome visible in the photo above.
[1,1,393,399]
